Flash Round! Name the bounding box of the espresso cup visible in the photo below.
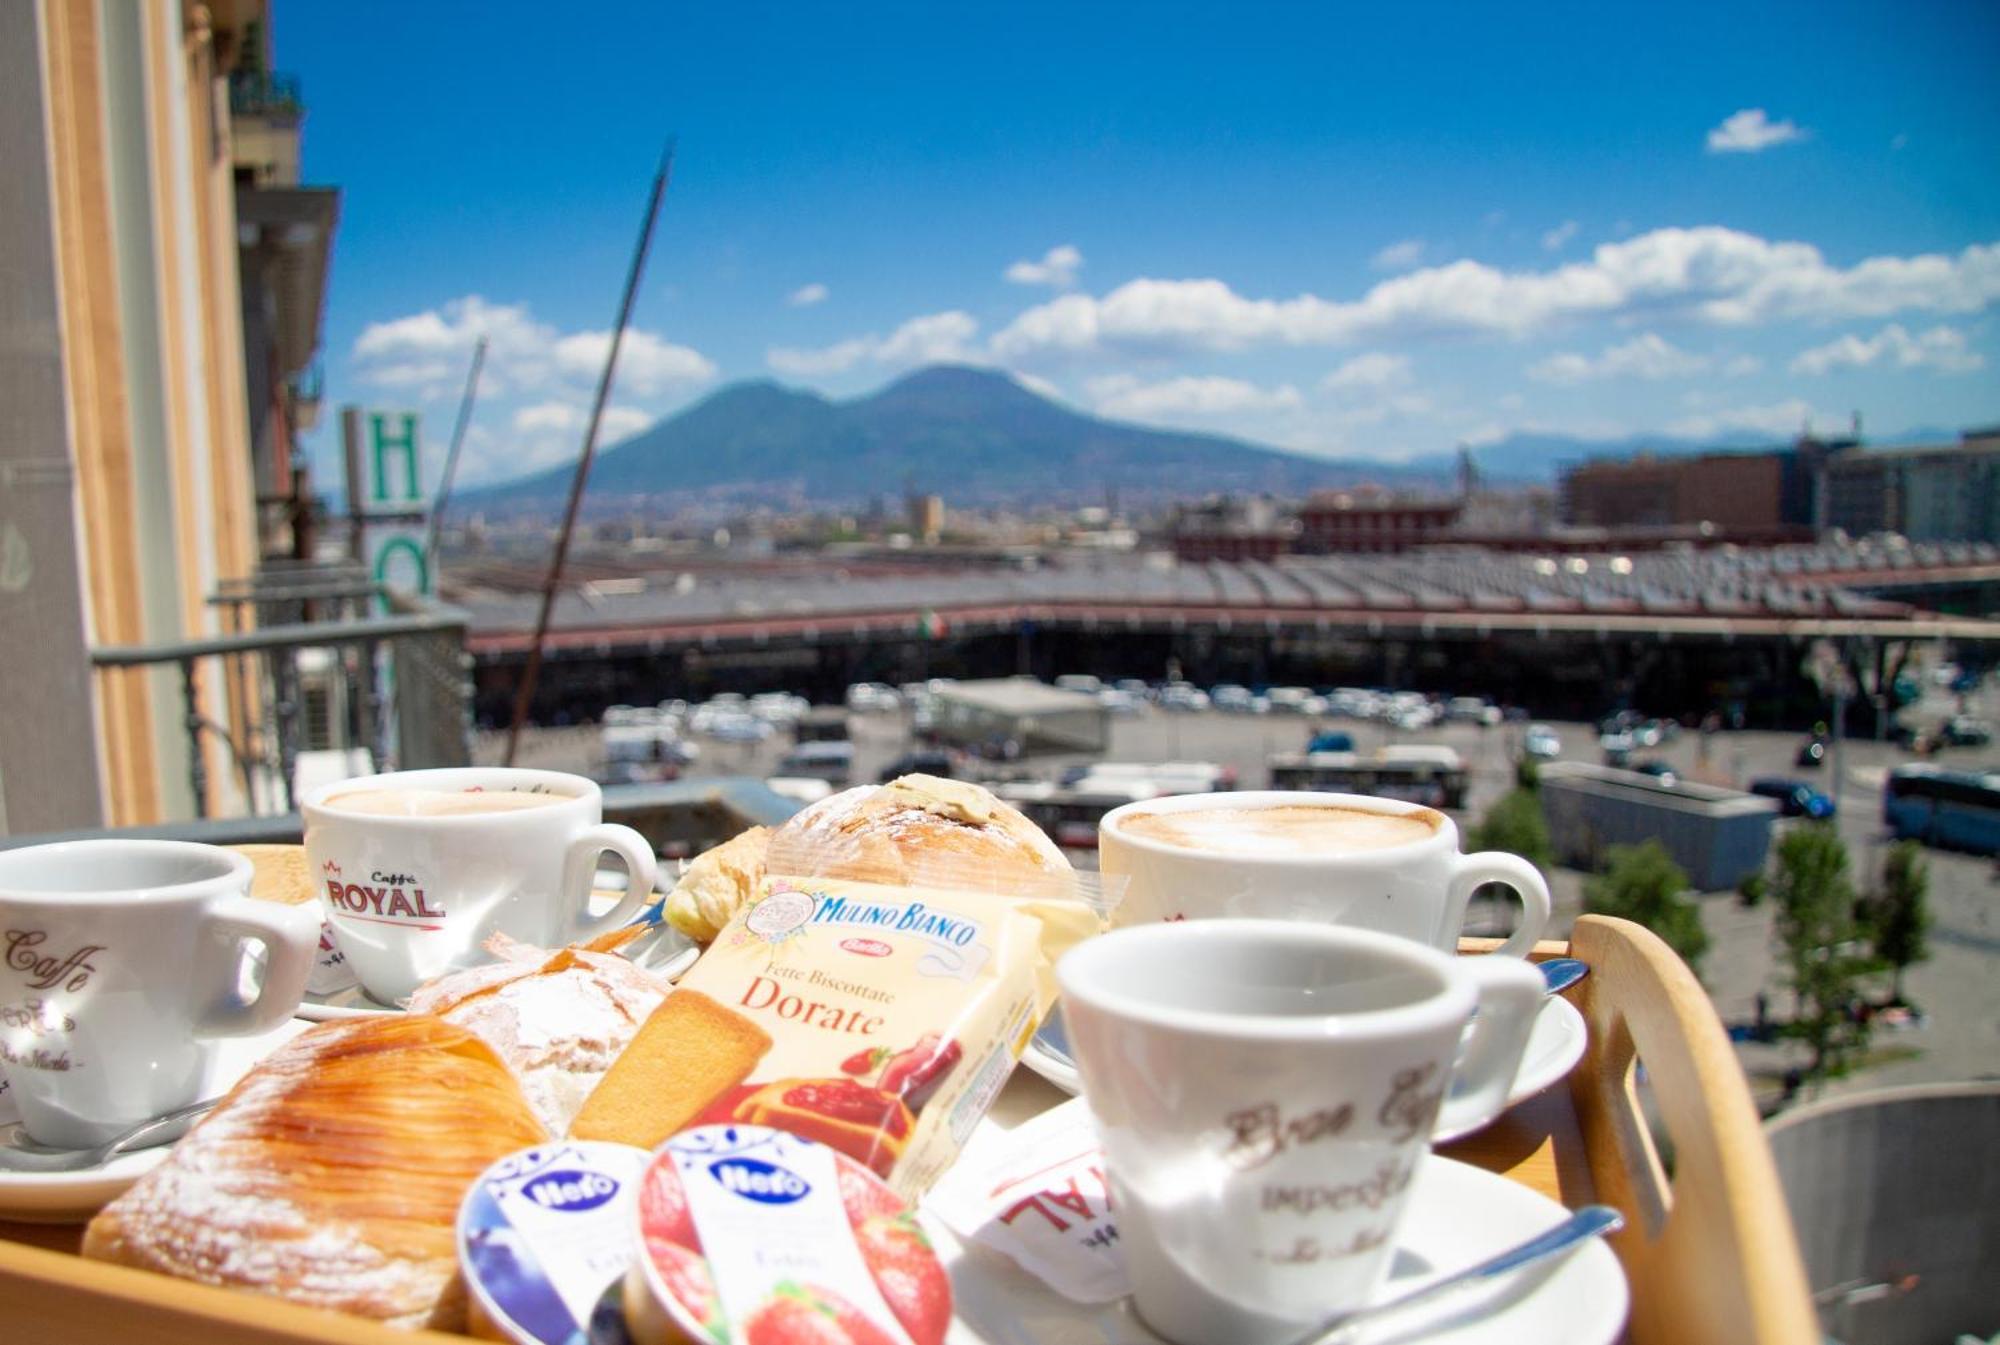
[0,840,318,1148]
[1058,920,1544,1345]
[1099,790,1551,957]
[302,768,659,1003]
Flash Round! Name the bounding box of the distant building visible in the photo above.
[907,493,945,544]
[1169,495,1297,562]
[1559,449,1797,532]
[1817,432,2000,543]
[1297,493,1462,553]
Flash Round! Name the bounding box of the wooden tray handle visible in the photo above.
[1568,914,1819,1345]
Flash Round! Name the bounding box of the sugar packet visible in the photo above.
[926,1096,1127,1304]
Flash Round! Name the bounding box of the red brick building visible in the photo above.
[1297,495,1463,553]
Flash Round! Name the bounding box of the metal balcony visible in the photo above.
[89,564,473,819]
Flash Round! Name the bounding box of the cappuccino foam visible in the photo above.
[323,787,564,818]
[1119,804,1438,857]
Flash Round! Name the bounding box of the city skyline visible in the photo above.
[283,2,2000,489]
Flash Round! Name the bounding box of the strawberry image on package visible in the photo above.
[624,1124,950,1345]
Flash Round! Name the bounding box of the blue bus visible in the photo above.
[1882,765,2000,854]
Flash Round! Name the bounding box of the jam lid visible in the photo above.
[625,1124,951,1345]
[458,1140,651,1345]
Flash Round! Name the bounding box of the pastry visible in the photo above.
[568,989,773,1151]
[766,774,1074,893]
[404,934,672,1134]
[663,824,771,943]
[83,1015,546,1331]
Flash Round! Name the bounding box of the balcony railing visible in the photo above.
[228,71,304,121]
[90,566,472,819]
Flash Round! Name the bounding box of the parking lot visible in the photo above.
[485,677,1999,1107]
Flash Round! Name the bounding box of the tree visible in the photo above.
[1859,841,1931,1005]
[1584,840,1708,975]
[1468,788,1553,870]
[1767,824,1877,1081]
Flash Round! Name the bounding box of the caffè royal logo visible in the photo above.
[321,859,446,929]
[4,929,103,992]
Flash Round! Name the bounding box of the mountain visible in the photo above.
[458,365,1448,516]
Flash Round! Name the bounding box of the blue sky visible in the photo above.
[283,1,2000,488]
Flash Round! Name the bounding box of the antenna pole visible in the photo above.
[504,140,675,764]
[423,335,488,580]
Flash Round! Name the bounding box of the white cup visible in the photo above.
[1099,790,1552,957]
[1058,920,1544,1345]
[302,768,658,1003]
[0,840,318,1148]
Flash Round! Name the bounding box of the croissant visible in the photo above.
[83,1014,547,1331]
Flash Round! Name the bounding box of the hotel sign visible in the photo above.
[341,407,431,599]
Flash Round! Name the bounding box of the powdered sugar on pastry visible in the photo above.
[419,943,672,1134]
[82,1016,545,1331]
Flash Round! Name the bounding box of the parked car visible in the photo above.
[1940,716,1994,748]
[777,740,855,785]
[1307,730,1356,754]
[1523,725,1561,759]
[1748,777,1836,819]
[845,682,902,712]
[1632,759,1678,786]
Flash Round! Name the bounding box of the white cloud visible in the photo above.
[1541,220,1579,252]
[1009,370,1067,404]
[512,401,580,434]
[1372,238,1426,271]
[600,405,655,441]
[1088,374,1303,421]
[989,229,2000,361]
[1723,354,1763,377]
[1528,333,1709,384]
[767,310,981,377]
[1322,352,1412,390]
[787,282,829,307]
[1669,399,1823,439]
[551,329,717,395]
[1789,323,1984,375]
[1706,108,1807,154]
[1005,244,1083,288]
[352,296,716,401]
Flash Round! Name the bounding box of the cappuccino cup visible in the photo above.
[1059,920,1545,1345]
[1100,791,1550,957]
[303,768,659,1003]
[0,840,318,1148]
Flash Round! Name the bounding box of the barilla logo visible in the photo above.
[810,894,980,949]
[525,1169,619,1212]
[708,1157,810,1204]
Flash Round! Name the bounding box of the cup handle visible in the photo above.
[1445,850,1552,958]
[561,824,660,941]
[193,896,319,1038]
[1435,955,1544,1136]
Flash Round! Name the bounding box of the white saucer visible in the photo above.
[1021,995,1588,1144]
[0,1018,315,1223]
[930,1151,1627,1345]
[295,918,701,1021]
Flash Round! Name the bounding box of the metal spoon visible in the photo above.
[0,1095,221,1174]
[1286,1204,1625,1344]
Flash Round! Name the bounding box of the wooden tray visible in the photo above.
[0,917,1819,1344]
